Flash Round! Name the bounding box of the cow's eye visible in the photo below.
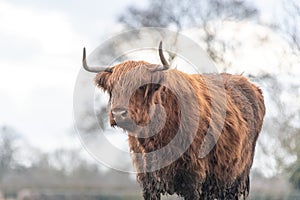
[140,85,147,91]
[153,85,160,91]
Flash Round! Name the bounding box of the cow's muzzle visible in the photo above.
[111,107,136,131]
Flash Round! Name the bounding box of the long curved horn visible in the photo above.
[158,41,170,70]
[82,48,106,73]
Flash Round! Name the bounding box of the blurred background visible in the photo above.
[0,0,300,199]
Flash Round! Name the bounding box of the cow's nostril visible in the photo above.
[112,108,128,119]
[119,110,127,117]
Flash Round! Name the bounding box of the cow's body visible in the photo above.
[125,70,265,199]
[83,44,265,199]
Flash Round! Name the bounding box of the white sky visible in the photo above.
[0,0,147,151]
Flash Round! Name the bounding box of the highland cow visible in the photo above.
[82,42,265,200]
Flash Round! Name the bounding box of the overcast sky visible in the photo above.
[0,0,147,151]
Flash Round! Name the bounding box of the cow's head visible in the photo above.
[83,42,174,133]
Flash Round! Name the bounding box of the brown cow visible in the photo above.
[82,42,265,200]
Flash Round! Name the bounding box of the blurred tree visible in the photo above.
[266,0,300,52]
[290,163,300,190]
[0,126,18,181]
[119,0,258,69]
[281,125,300,190]
[255,5,300,177]
[50,148,82,174]
[249,74,300,190]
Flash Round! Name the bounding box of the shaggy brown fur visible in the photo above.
[94,60,265,200]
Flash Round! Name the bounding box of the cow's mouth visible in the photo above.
[116,121,137,132]
[112,118,142,132]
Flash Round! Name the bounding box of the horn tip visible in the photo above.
[158,41,169,68]
[83,47,86,60]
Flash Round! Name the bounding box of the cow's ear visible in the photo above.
[94,72,111,91]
